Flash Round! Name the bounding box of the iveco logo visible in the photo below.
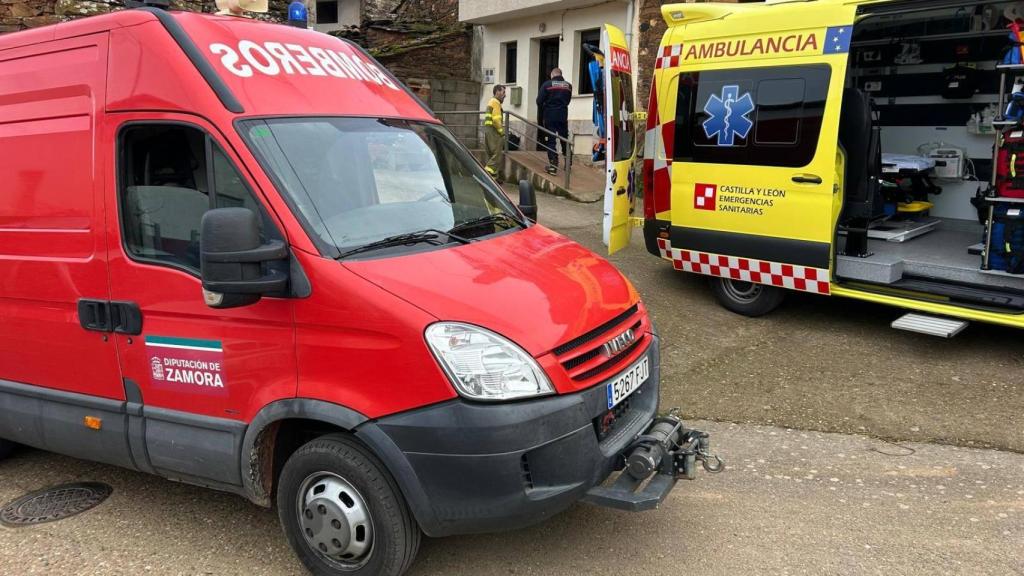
[601,329,636,358]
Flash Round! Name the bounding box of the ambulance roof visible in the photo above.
[0,9,435,122]
[660,0,893,27]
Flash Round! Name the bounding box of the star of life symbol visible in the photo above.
[703,85,754,146]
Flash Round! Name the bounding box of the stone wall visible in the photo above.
[337,0,480,132]
[0,0,289,33]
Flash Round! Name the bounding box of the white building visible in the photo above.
[459,0,639,152]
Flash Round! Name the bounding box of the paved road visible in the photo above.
[1,193,1022,575]
[0,421,1021,575]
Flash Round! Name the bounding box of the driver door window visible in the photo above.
[119,124,273,273]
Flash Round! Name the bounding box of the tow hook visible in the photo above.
[582,411,723,512]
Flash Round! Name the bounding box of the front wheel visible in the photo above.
[277,434,420,576]
[710,277,785,317]
[0,440,13,460]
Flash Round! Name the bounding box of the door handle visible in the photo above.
[792,174,823,185]
[77,300,142,334]
[77,299,111,332]
[110,301,143,335]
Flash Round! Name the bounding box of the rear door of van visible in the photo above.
[0,33,138,468]
[661,5,855,294]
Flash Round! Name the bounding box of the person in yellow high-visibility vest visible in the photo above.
[483,84,506,179]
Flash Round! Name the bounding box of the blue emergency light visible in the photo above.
[288,1,307,27]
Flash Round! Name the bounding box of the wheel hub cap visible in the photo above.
[298,473,373,567]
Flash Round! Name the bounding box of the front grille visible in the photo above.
[572,332,643,381]
[594,396,631,442]
[552,304,639,356]
[552,305,648,383]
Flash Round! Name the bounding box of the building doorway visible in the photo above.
[536,37,559,150]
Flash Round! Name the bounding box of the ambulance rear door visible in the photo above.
[602,23,638,255]
[665,7,855,294]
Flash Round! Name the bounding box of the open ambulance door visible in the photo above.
[602,23,638,255]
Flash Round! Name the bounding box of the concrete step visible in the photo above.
[505,151,605,203]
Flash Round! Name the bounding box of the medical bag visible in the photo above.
[996,131,1024,198]
[987,205,1024,273]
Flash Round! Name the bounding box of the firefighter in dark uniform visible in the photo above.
[537,67,572,175]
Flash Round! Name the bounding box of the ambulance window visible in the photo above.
[673,64,830,168]
[119,124,272,273]
[612,69,636,162]
[755,78,804,145]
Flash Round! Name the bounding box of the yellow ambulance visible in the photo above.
[610,0,1024,337]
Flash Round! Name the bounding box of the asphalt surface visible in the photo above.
[0,421,1021,575]
[0,193,1022,575]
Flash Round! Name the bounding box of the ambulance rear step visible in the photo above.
[891,313,968,338]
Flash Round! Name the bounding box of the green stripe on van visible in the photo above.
[144,335,222,350]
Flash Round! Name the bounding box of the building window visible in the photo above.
[577,28,601,95]
[673,64,831,168]
[503,42,518,84]
[316,1,339,24]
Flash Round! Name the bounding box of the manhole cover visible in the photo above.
[0,482,112,527]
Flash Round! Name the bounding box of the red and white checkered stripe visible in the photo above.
[656,238,831,295]
[655,44,683,69]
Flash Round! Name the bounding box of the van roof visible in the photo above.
[0,9,435,122]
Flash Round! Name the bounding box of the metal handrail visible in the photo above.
[435,110,575,189]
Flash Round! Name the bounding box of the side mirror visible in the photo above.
[518,179,537,221]
[200,208,289,309]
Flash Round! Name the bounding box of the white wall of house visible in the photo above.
[472,2,630,152]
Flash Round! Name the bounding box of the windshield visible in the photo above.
[240,117,523,257]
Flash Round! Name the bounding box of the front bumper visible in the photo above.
[355,337,662,537]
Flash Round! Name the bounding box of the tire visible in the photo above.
[277,433,420,576]
[709,277,786,317]
[0,439,14,460]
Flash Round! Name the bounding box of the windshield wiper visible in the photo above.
[447,212,525,236]
[337,229,470,259]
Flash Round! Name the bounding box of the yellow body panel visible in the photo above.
[650,0,1024,328]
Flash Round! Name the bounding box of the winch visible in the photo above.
[582,412,722,512]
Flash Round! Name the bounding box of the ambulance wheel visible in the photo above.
[0,439,13,460]
[710,278,785,317]
[277,434,420,576]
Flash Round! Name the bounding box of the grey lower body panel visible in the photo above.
[0,378,247,493]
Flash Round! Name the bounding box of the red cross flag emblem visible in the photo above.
[694,183,717,211]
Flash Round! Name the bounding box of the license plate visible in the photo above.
[606,356,649,409]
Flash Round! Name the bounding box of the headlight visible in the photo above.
[425,322,554,401]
